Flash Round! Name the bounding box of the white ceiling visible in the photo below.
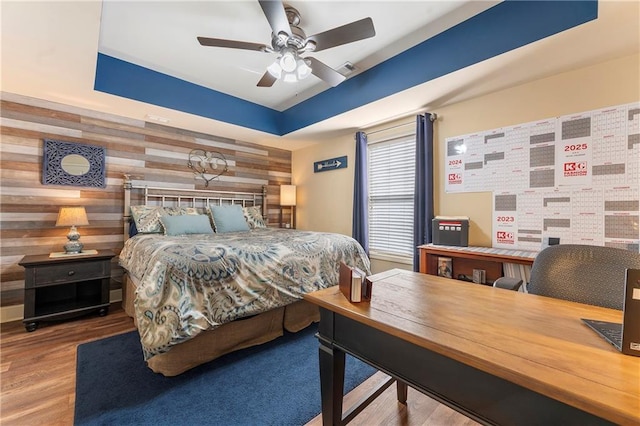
[1,1,639,151]
[98,1,496,111]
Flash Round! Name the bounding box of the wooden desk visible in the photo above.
[304,270,639,425]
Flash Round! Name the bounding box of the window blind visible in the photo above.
[368,134,416,258]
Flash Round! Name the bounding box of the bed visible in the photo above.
[119,177,370,376]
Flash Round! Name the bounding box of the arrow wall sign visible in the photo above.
[314,155,347,173]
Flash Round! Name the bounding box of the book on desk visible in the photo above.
[339,262,371,303]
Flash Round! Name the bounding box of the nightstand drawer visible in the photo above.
[30,260,109,287]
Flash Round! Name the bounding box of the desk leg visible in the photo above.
[319,336,346,426]
[397,380,408,404]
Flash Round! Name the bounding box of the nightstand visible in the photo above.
[19,250,115,332]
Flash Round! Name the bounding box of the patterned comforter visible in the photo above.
[119,228,370,360]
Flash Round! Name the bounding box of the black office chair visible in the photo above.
[527,244,640,310]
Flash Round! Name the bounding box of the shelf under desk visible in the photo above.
[418,244,537,284]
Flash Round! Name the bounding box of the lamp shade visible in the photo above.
[280,185,296,207]
[56,206,89,227]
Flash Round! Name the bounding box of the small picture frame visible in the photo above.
[437,257,453,278]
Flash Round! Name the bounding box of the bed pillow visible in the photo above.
[160,214,214,236]
[130,206,199,234]
[209,205,250,233]
[243,206,266,229]
[128,220,139,238]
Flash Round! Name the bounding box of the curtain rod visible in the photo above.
[366,120,413,136]
[364,112,437,136]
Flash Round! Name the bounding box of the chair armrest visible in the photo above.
[493,277,523,291]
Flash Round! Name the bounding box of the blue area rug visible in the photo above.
[74,325,376,425]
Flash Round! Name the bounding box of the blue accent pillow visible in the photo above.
[129,220,138,238]
[160,214,214,236]
[209,205,250,233]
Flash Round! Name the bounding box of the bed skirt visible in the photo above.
[122,274,320,376]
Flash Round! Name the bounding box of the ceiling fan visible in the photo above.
[197,0,375,87]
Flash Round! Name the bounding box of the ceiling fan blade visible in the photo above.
[308,17,375,52]
[258,0,290,38]
[257,71,277,87]
[307,57,346,87]
[197,37,267,52]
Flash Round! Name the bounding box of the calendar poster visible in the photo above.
[446,102,640,252]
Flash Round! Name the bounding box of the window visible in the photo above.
[368,133,416,260]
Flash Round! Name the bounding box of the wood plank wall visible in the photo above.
[0,92,292,317]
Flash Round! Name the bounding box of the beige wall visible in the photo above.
[435,53,640,246]
[292,53,640,269]
[292,134,356,236]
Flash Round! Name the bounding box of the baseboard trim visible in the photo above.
[1,289,123,324]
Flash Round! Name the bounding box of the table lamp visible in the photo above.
[280,185,296,229]
[56,206,89,254]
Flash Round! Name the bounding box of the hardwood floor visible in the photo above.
[1,305,136,425]
[0,305,477,426]
[306,375,479,426]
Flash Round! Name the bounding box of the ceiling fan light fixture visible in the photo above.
[279,50,297,72]
[269,48,310,84]
[282,71,298,83]
[267,60,282,78]
[296,58,311,80]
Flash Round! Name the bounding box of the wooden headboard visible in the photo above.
[123,175,268,240]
